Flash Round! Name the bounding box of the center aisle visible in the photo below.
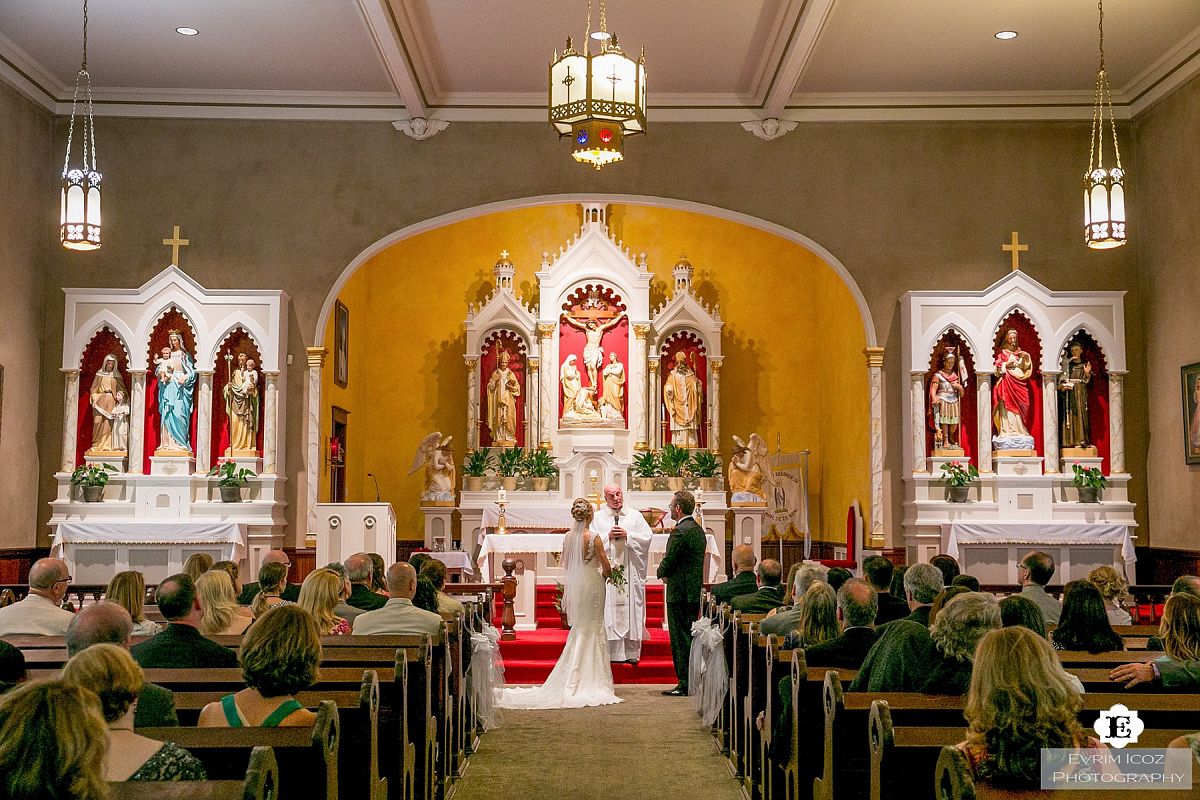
[453,687,744,800]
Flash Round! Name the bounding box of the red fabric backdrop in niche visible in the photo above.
[76,327,131,465]
[211,330,265,465]
[924,329,976,462]
[480,330,527,448]
[144,308,199,474]
[660,332,708,449]
[991,313,1043,457]
[1059,330,1111,474]
[557,284,629,428]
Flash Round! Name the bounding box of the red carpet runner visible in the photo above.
[495,583,677,684]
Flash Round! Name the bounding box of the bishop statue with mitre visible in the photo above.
[595,483,654,665]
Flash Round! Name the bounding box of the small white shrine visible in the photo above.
[901,269,1137,581]
[49,265,289,583]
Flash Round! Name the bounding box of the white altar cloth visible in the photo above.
[943,522,1135,572]
[477,531,724,583]
[51,521,247,562]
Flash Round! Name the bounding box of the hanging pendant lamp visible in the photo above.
[60,0,103,251]
[1083,0,1126,250]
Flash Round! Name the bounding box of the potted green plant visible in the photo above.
[496,446,524,491]
[1071,462,1107,504]
[631,450,660,492]
[463,449,494,492]
[939,460,978,503]
[659,444,690,492]
[688,450,721,492]
[553,581,570,629]
[523,448,558,492]
[70,463,117,502]
[208,460,256,503]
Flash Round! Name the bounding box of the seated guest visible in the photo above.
[182,552,213,583]
[957,626,1100,789]
[1018,550,1062,625]
[781,563,802,606]
[63,644,205,781]
[762,562,828,632]
[106,570,163,637]
[0,557,75,636]
[237,550,301,605]
[0,640,25,694]
[1111,593,1200,688]
[368,553,391,596]
[1087,565,1133,625]
[929,553,961,587]
[805,579,879,669]
[353,562,445,636]
[421,559,465,617]
[345,552,388,611]
[297,568,352,635]
[851,592,1000,694]
[951,574,981,592]
[826,567,853,593]
[891,562,944,628]
[199,606,319,728]
[210,560,243,596]
[1148,576,1200,651]
[929,585,969,625]
[730,559,786,614]
[778,582,838,648]
[0,680,108,800]
[67,602,178,727]
[251,562,295,618]
[409,552,432,573]
[711,544,758,604]
[865,555,908,625]
[889,566,908,602]
[999,594,1047,638]
[414,576,440,614]
[197,571,253,636]
[1051,579,1124,653]
[323,561,365,623]
[130,574,238,668]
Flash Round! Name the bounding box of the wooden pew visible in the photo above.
[742,623,769,799]
[779,650,820,800]
[728,612,767,779]
[758,642,794,800]
[109,744,278,800]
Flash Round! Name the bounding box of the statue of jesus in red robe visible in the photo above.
[992,328,1035,449]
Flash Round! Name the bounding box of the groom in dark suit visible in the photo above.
[657,489,706,696]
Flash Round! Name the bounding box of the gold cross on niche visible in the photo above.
[1002,231,1028,272]
[163,225,190,266]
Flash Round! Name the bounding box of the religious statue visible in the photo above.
[663,350,703,448]
[561,310,626,388]
[600,352,625,419]
[1058,340,1093,450]
[560,354,603,423]
[87,354,128,454]
[410,432,456,503]
[485,348,521,446]
[992,328,1036,451]
[223,351,260,455]
[729,433,774,505]
[155,331,197,454]
[929,347,968,452]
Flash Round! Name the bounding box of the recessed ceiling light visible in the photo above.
[175,27,199,36]
[994,30,1018,40]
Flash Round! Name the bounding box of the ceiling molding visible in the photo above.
[761,0,838,118]
[1126,25,1200,116]
[354,0,424,116]
[0,31,60,112]
[745,0,812,107]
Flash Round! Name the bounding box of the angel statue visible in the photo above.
[410,433,456,503]
[729,433,775,505]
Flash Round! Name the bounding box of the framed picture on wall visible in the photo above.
[1182,362,1200,464]
[334,301,349,388]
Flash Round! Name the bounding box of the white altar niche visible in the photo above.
[438,203,731,560]
[900,270,1136,577]
[51,266,289,582]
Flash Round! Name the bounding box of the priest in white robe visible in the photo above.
[595,483,654,664]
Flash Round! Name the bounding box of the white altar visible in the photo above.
[942,522,1136,583]
[52,521,245,584]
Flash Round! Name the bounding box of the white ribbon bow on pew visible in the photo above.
[688,617,729,726]
[469,624,506,731]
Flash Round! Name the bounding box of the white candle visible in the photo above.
[498,488,507,503]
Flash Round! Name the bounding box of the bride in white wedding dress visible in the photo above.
[497,498,622,709]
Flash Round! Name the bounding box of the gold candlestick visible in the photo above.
[587,471,600,507]
[496,499,508,535]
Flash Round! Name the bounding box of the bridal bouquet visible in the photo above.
[607,565,628,594]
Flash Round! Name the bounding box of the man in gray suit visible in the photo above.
[353,562,444,637]
[1017,551,1062,626]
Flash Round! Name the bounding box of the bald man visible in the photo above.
[237,550,301,605]
[711,545,758,604]
[353,562,444,636]
[0,558,75,636]
[595,483,654,664]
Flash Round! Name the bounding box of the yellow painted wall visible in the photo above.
[322,204,869,542]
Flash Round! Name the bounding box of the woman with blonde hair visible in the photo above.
[1088,565,1133,625]
[63,644,205,781]
[196,571,253,636]
[210,560,243,595]
[106,569,163,637]
[183,552,214,582]
[1160,592,1200,663]
[787,582,838,648]
[0,680,109,800]
[297,568,351,635]
[198,605,320,728]
[958,626,1101,788]
[251,561,294,618]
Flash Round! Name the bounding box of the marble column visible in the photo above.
[537,323,555,448]
[976,371,993,471]
[195,371,214,473]
[1109,371,1126,473]
[864,347,885,543]
[263,371,280,474]
[910,372,927,473]
[648,358,661,450]
[633,324,650,450]
[709,359,722,452]
[527,357,539,450]
[1041,373,1059,472]
[305,347,327,537]
[128,371,147,474]
[465,359,479,451]
[61,370,80,472]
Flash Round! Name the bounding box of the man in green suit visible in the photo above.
[657,489,706,696]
